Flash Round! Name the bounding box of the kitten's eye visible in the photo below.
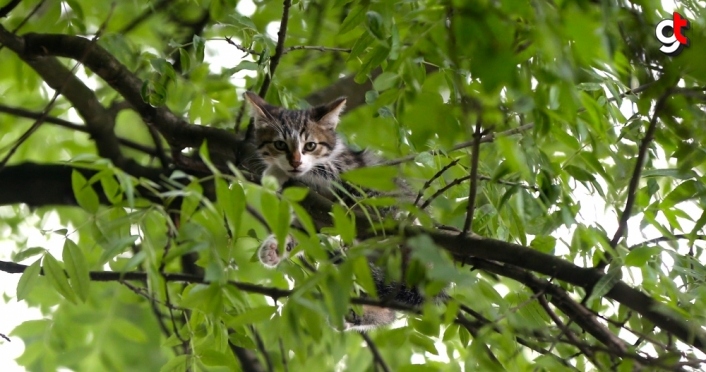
[273,141,288,151]
[304,142,317,151]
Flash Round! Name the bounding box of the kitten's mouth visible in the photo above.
[288,169,302,173]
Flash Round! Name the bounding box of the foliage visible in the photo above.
[0,0,705,371]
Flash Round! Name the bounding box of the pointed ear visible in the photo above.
[243,91,275,125]
[312,97,346,129]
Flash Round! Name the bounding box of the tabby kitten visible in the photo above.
[244,92,425,331]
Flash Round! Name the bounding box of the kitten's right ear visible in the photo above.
[243,91,275,125]
[312,97,347,129]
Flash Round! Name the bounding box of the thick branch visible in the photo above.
[0,25,161,179]
[257,0,291,98]
[4,162,704,353]
[4,30,244,160]
[609,92,670,250]
[295,188,706,352]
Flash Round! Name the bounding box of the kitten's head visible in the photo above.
[244,91,346,177]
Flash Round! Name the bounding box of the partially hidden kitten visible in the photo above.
[243,92,429,331]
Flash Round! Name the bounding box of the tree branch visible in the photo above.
[3,30,245,160]
[461,120,484,234]
[606,91,671,261]
[0,103,159,156]
[537,294,602,369]
[628,234,706,250]
[4,161,705,353]
[257,0,291,98]
[0,24,163,179]
[0,0,21,18]
[283,45,351,54]
[360,333,390,372]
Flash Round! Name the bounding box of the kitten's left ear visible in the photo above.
[243,91,276,123]
[312,97,347,129]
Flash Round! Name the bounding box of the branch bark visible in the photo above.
[0,28,245,161]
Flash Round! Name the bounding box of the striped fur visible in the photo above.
[244,92,427,332]
[244,91,378,197]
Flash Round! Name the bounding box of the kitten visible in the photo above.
[243,92,427,331]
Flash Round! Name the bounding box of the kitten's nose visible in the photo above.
[290,160,302,168]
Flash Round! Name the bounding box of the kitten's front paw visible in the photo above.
[258,235,294,268]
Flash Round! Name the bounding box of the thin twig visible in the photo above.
[605,90,671,262]
[0,333,9,342]
[360,333,391,372]
[414,158,461,206]
[538,294,603,370]
[382,124,533,166]
[9,0,44,33]
[461,120,484,235]
[224,36,262,56]
[119,0,172,34]
[628,234,706,250]
[278,338,289,372]
[251,326,274,372]
[283,45,351,54]
[257,0,292,98]
[147,125,170,168]
[0,104,158,155]
[419,174,536,210]
[119,280,187,311]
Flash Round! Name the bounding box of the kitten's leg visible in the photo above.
[258,235,296,268]
[344,305,397,331]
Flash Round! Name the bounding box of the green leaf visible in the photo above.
[62,239,90,302]
[111,318,148,343]
[71,170,99,213]
[99,172,122,204]
[341,166,397,191]
[179,49,191,73]
[282,187,308,202]
[588,263,622,302]
[193,35,205,63]
[160,355,189,372]
[530,236,556,254]
[355,44,390,83]
[180,181,203,226]
[291,203,316,236]
[98,235,139,264]
[564,165,595,182]
[16,259,42,301]
[352,256,377,297]
[625,246,661,267]
[642,168,697,180]
[332,204,355,245]
[373,72,399,91]
[365,11,387,40]
[340,4,368,34]
[228,306,277,327]
[228,332,257,349]
[230,60,259,73]
[43,253,77,303]
[200,350,232,367]
[410,333,438,355]
[217,178,246,238]
[13,247,46,262]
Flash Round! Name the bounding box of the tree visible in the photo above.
[0,0,705,370]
